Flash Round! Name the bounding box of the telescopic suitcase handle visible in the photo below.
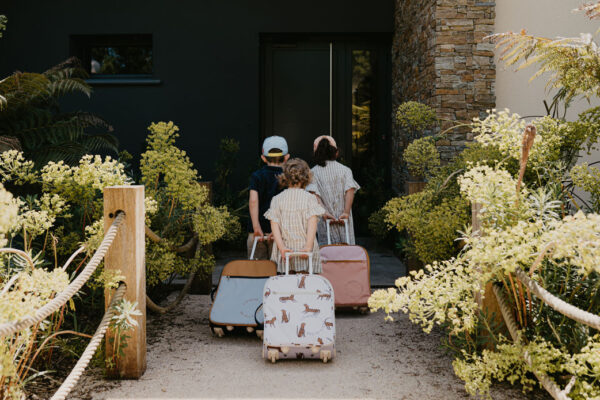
[249,235,269,260]
[325,218,350,245]
[285,252,313,275]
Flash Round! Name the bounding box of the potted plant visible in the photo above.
[402,136,440,193]
[395,101,438,194]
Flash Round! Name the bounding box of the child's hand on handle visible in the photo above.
[280,248,292,260]
[266,232,274,242]
[253,228,265,241]
[322,212,336,222]
[338,212,349,222]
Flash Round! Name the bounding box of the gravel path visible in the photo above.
[70,294,534,400]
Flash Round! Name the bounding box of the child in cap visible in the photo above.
[247,136,289,259]
[265,158,325,273]
[307,135,360,245]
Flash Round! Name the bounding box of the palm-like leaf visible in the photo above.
[0,58,118,165]
[576,2,600,20]
[488,31,600,102]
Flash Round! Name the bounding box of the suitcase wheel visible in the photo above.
[268,349,279,363]
[246,326,255,333]
[212,327,225,338]
[320,350,331,363]
[226,325,234,332]
[256,330,264,339]
[359,306,369,315]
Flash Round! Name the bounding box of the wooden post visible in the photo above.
[104,185,146,378]
[472,202,508,344]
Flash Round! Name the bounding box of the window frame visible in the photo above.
[70,34,160,86]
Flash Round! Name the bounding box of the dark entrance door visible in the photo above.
[261,41,331,162]
[261,35,391,232]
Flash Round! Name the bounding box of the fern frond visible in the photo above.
[47,77,91,98]
[487,31,600,102]
[0,72,52,110]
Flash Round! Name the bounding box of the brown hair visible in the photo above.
[278,158,312,188]
[314,138,338,167]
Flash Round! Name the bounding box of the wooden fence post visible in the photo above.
[472,202,507,343]
[104,185,146,378]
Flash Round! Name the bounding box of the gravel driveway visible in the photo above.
[70,294,536,400]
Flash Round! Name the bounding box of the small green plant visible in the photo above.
[106,299,142,374]
[0,15,6,39]
[395,101,438,144]
[403,136,440,180]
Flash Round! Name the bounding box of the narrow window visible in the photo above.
[70,34,156,83]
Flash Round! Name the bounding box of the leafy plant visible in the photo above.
[403,136,440,180]
[0,58,118,166]
[140,122,238,287]
[395,101,438,142]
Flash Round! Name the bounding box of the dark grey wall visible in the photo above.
[0,0,394,182]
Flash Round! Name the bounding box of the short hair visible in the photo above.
[264,148,286,164]
[314,138,338,167]
[278,158,312,189]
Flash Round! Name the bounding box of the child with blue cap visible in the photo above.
[247,136,289,259]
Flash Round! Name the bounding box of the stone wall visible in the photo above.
[392,0,496,192]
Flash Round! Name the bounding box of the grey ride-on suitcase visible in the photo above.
[209,236,277,338]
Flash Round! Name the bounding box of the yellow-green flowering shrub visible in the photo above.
[369,257,481,335]
[384,192,469,264]
[0,150,37,185]
[141,121,208,212]
[140,121,236,287]
[458,164,529,229]
[0,265,69,399]
[571,163,600,211]
[0,183,18,249]
[41,154,131,224]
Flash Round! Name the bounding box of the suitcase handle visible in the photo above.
[250,235,270,260]
[285,252,313,275]
[325,218,350,245]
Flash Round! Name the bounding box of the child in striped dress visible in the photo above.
[264,158,325,274]
[306,135,360,245]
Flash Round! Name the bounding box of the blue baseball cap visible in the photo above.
[262,136,288,157]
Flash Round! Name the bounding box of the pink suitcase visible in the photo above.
[261,252,336,363]
[319,219,371,310]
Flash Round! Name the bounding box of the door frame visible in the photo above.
[259,33,392,172]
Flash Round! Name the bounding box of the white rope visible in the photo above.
[50,283,127,400]
[0,248,35,271]
[0,212,125,338]
[514,267,600,331]
[61,246,86,270]
[492,284,574,400]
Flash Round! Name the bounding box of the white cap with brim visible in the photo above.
[262,136,288,157]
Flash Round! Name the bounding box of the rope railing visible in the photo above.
[514,267,600,331]
[50,283,127,400]
[492,284,575,400]
[0,211,125,338]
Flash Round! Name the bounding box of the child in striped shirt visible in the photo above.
[264,158,325,274]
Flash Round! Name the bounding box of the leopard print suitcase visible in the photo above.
[261,252,335,363]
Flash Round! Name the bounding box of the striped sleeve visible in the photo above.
[343,166,360,193]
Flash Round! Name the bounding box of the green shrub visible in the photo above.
[403,136,440,180]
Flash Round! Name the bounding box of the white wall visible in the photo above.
[495,0,599,120]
